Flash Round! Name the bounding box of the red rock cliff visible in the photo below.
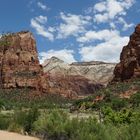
[0,31,48,91]
[113,24,140,82]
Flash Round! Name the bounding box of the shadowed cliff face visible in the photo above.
[46,74,103,99]
[0,31,48,91]
[113,24,140,82]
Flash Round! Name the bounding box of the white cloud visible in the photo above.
[35,15,47,24]
[78,0,135,62]
[118,17,134,31]
[79,33,129,62]
[39,49,76,64]
[94,13,109,23]
[48,27,56,33]
[57,12,91,39]
[37,2,49,11]
[30,0,135,63]
[93,0,135,23]
[77,29,119,43]
[94,1,106,12]
[110,22,116,29]
[30,16,54,41]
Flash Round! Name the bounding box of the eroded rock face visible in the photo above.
[43,57,116,85]
[46,74,103,99]
[0,31,48,91]
[42,57,114,98]
[113,24,140,82]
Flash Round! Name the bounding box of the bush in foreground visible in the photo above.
[33,109,140,140]
[8,107,39,134]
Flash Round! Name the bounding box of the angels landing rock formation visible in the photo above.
[0,31,48,91]
[113,24,140,82]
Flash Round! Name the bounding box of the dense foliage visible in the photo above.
[0,89,72,109]
[33,109,140,140]
[0,108,140,140]
[73,80,140,111]
[0,80,140,139]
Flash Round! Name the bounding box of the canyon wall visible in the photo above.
[113,24,140,82]
[0,31,48,91]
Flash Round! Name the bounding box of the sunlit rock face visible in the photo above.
[113,24,140,82]
[42,57,116,98]
[0,31,48,91]
[43,57,116,86]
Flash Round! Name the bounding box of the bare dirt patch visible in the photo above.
[0,131,39,140]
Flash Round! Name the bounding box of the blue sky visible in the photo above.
[0,0,140,64]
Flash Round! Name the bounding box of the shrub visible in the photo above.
[33,109,68,139]
[0,113,11,130]
[111,97,128,111]
[24,107,40,134]
[0,89,72,110]
[130,92,140,107]
[8,108,39,134]
[118,122,140,140]
[102,107,140,124]
[33,110,120,140]
[8,123,24,134]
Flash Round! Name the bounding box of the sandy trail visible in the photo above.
[0,131,40,140]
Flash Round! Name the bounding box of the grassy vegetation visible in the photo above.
[0,108,139,140]
[34,109,140,140]
[72,80,140,111]
[0,80,140,139]
[0,88,72,110]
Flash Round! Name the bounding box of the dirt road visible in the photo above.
[0,131,39,140]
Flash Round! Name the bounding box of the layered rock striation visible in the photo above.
[47,74,103,99]
[113,24,140,82]
[43,57,116,85]
[42,57,115,98]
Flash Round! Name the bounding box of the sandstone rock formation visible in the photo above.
[0,31,48,91]
[46,74,103,99]
[42,57,115,98]
[43,57,116,85]
[0,31,116,98]
[113,24,140,82]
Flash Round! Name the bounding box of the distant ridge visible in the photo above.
[43,56,116,85]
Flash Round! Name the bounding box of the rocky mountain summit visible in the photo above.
[43,57,116,85]
[0,31,48,91]
[113,24,140,82]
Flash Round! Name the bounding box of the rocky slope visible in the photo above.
[113,24,140,82]
[43,57,116,85]
[47,74,103,99]
[0,31,48,91]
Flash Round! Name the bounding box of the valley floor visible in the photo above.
[0,131,39,140]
